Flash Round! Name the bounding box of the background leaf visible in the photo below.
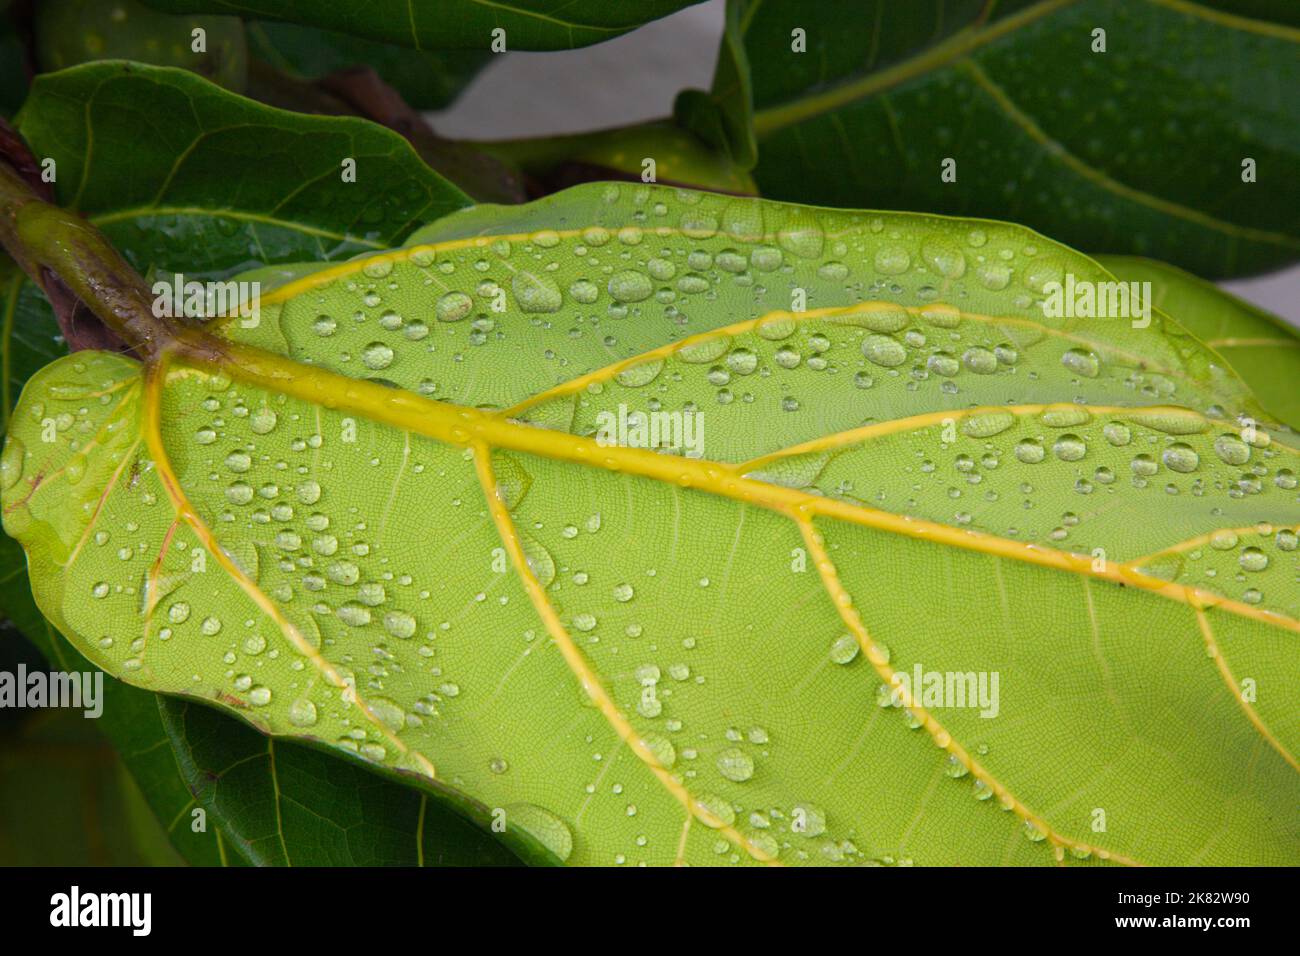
[16,61,471,278]
[737,0,1300,277]
[7,183,1297,865]
[246,20,489,110]
[0,628,185,865]
[34,0,250,92]
[141,0,705,51]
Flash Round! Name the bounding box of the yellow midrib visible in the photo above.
[131,331,1300,861]
[170,334,1300,642]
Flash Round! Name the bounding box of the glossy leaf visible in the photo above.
[5,184,1300,865]
[737,0,1300,277]
[1,62,522,864]
[1098,254,1300,431]
[34,0,249,92]
[156,695,526,865]
[16,62,471,278]
[2,57,468,641]
[247,20,489,110]
[673,0,756,169]
[142,0,704,51]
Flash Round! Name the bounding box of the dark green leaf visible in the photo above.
[17,61,471,278]
[673,0,755,169]
[739,0,1300,277]
[0,631,185,865]
[34,0,249,93]
[159,696,528,865]
[142,0,704,50]
[247,20,489,109]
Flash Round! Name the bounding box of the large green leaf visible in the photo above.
[1,61,523,864]
[4,183,1299,865]
[738,0,1300,278]
[1,59,470,622]
[15,62,471,278]
[142,0,703,50]
[1098,254,1300,432]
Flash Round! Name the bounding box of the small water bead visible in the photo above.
[361,341,394,370]
[167,602,190,624]
[288,698,318,727]
[874,246,911,275]
[513,271,563,313]
[1014,438,1046,464]
[249,687,272,707]
[1103,422,1132,446]
[1239,547,1269,572]
[1209,529,1239,550]
[1213,433,1251,465]
[615,359,664,388]
[775,347,801,369]
[1039,406,1092,428]
[378,310,402,331]
[862,334,907,367]
[716,747,755,782]
[608,270,653,303]
[1275,469,1297,490]
[435,291,473,322]
[695,793,737,829]
[1061,348,1100,378]
[964,412,1015,438]
[1052,434,1087,461]
[921,237,966,278]
[227,482,254,505]
[377,607,419,641]
[249,408,277,434]
[642,733,676,768]
[676,337,730,364]
[338,603,371,627]
[200,617,222,636]
[1161,443,1200,473]
[1131,454,1158,477]
[790,803,826,837]
[927,352,960,377]
[724,348,759,376]
[1277,529,1298,551]
[962,347,998,375]
[830,634,859,664]
[225,450,252,473]
[313,314,337,336]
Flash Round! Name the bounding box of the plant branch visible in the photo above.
[0,154,178,359]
